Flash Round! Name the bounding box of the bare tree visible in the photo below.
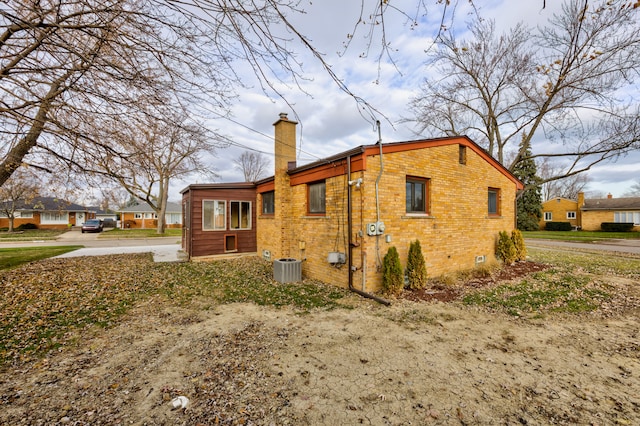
[538,158,590,201]
[0,168,40,232]
[409,0,640,185]
[234,151,271,182]
[95,108,220,234]
[623,179,640,197]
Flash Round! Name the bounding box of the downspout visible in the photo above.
[374,120,383,269]
[348,154,391,306]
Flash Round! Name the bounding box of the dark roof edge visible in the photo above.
[179,182,256,194]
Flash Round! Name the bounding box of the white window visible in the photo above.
[41,212,69,224]
[614,211,640,225]
[134,213,143,219]
[144,213,157,219]
[566,211,576,220]
[166,213,182,224]
[230,201,251,230]
[203,200,226,230]
[544,212,553,221]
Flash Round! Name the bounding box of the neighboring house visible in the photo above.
[540,193,640,231]
[0,196,93,230]
[119,202,183,229]
[86,206,118,223]
[182,113,523,292]
[539,197,580,229]
[180,183,257,257]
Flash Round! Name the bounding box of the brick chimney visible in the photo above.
[607,193,613,199]
[272,113,297,258]
[273,112,297,173]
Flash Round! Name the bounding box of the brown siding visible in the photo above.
[183,187,257,258]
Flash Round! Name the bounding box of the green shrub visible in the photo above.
[601,222,634,232]
[16,223,38,230]
[406,240,427,290]
[496,231,517,264]
[511,229,527,261]
[545,221,572,231]
[382,246,404,296]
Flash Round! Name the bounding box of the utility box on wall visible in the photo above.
[274,258,302,283]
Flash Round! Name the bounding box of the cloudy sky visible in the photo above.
[172,0,639,200]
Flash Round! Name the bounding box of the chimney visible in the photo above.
[607,193,613,199]
[273,112,297,173]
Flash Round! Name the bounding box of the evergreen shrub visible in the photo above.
[496,231,517,264]
[382,246,404,296]
[406,240,427,290]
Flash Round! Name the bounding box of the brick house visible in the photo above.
[257,114,522,292]
[182,113,524,292]
[119,202,182,229]
[540,193,640,231]
[0,196,94,230]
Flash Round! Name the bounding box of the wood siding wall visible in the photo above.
[182,187,257,258]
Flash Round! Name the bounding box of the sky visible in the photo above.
[171,0,639,200]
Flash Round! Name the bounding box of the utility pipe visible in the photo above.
[374,120,383,268]
[347,154,391,306]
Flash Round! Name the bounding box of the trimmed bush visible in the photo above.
[496,231,517,265]
[511,229,527,261]
[545,221,573,231]
[382,246,404,296]
[601,222,634,232]
[406,240,427,290]
[16,223,38,230]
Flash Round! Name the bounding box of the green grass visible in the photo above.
[0,246,83,270]
[522,230,640,241]
[0,229,65,241]
[100,228,182,238]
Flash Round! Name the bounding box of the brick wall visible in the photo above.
[260,139,519,292]
[581,210,614,231]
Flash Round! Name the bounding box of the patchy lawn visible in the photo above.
[0,250,639,424]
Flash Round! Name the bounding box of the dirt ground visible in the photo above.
[1,262,639,425]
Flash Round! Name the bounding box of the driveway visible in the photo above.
[525,238,640,255]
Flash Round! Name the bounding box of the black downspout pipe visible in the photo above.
[347,155,391,306]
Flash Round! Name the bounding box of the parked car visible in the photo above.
[81,219,103,233]
[101,218,116,228]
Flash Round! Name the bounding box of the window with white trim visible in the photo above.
[41,212,68,224]
[134,213,143,219]
[230,201,251,230]
[544,212,552,221]
[566,211,576,220]
[203,200,226,230]
[614,211,640,225]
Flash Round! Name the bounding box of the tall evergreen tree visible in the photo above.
[513,138,543,231]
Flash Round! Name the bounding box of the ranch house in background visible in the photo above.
[540,193,640,231]
[0,196,94,230]
[182,113,523,293]
[119,202,183,229]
